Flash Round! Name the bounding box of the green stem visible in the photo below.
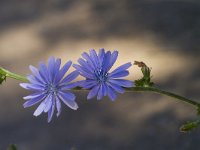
[126,86,200,108]
[73,86,200,109]
[0,67,28,82]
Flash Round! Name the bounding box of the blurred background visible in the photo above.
[0,0,200,149]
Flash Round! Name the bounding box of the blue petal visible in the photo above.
[27,75,44,86]
[110,62,132,75]
[58,91,76,101]
[33,101,46,116]
[58,93,78,110]
[107,82,124,94]
[82,52,95,69]
[109,79,133,87]
[44,95,53,113]
[73,64,94,79]
[54,58,61,72]
[48,97,55,123]
[20,83,44,91]
[102,83,107,96]
[76,80,85,87]
[97,84,104,100]
[23,94,46,108]
[56,61,72,82]
[89,49,99,68]
[102,51,111,72]
[98,48,105,64]
[53,58,61,83]
[55,96,61,117]
[23,92,44,100]
[78,80,97,89]
[29,65,46,83]
[87,85,100,99]
[60,71,79,85]
[48,57,55,82]
[39,62,50,83]
[109,70,129,78]
[78,58,93,73]
[73,64,82,72]
[107,50,118,71]
[107,86,117,101]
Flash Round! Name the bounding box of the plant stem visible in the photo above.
[73,86,200,108]
[0,67,28,82]
[126,86,200,108]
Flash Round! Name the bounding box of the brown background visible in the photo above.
[0,0,200,150]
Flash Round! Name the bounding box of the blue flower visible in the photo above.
[20,57,79,122]
[74,49,133,101]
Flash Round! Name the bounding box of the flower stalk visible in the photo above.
[0,67,28,83]
[126,86,200,108]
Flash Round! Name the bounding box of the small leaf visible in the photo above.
[180,119,200,133]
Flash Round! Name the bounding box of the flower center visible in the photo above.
[46,83,58,95]
[94,68,108,83]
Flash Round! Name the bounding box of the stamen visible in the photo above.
[46,83,58,94]
[94,68,108,83]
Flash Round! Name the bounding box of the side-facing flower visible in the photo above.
[20,57,79,122]
[74,49,133,101]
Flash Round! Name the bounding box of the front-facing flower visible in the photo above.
[20,57,79,122]
[74,49,133,101]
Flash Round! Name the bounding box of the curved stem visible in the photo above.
[73,86,200,108]
[126,86,200,108]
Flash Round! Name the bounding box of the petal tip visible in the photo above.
[72,103,79,110]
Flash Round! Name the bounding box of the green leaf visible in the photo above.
[180,119,200,133]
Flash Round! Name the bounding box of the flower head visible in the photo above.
[74,49,133,101]
[20,57,79,122]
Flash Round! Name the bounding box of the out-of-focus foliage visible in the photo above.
[7,144,17,150]
[180,119,200,133]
